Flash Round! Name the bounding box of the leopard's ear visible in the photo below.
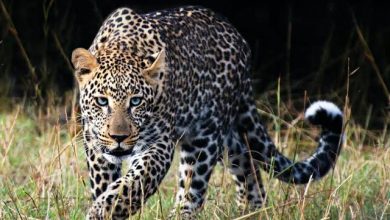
[142,49,166,86]
[71,48,98,88]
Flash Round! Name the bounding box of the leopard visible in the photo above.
[71,6,344,219]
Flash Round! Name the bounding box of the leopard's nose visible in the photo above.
[109,134,129,143]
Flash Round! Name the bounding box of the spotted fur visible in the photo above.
[71,6,344,219]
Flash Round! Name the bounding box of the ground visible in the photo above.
[0,98,389,219]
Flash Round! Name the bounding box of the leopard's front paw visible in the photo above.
[86,204,104,220]
[168,208,197,220]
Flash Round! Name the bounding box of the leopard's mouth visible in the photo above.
[106,148,133,157]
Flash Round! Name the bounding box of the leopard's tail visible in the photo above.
[244,100,343,184]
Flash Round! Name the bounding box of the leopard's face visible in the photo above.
[79,66,153,157]
[72,48,166,158]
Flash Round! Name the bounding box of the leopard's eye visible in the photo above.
[95,97,108,107]
[130,97,142,107]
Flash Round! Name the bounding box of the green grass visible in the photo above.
[0,101,389,220]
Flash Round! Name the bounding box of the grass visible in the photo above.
[0,96,389,220]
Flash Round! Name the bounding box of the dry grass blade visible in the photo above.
[52,31,74,73]
[351,9,390,103]
[0,0,37,83]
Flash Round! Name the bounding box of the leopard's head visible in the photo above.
[71,47,166,161]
